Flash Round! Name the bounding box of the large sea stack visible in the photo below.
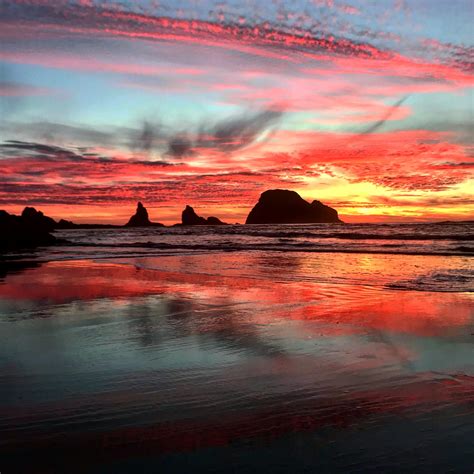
[0,207,57,249]
[125,202,163,227]
[246,189,342,224]
[181,206,227,225]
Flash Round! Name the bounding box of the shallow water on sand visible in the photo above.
[0,251,473,472]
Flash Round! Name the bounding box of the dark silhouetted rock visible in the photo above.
[56,219,120,229]
[21,207,56,232]
[246,189,342,224]
[206,216,226,225]
[181,205,227,225]
[125,202,164,227]
[182,205,207,225]
[56,219,76,229]
[126,202,150,226]
[0,208,57,250]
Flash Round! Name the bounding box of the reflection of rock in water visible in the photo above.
[124,299,165,347]
[0,260,42,281]
[125,298,191,347]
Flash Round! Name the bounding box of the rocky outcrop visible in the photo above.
[56,219,120,229]
[182,205,206,225]
[206,216,226,225]
[246,189,342,224]
[126,202,150,226]
[56,219,76,229]
[0,208,57,249]
[125,202,164,227]
[181,205,227,225]
[21,207,56,231]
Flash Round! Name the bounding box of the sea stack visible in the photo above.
[181,205,227,225]
[21,207,57,231]
[246,189,342,224]
[126,202,163,227]
[0,207,57,249]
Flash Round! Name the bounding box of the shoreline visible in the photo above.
[1,249,473,294]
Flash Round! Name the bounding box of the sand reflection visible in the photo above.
[0,252,473,472]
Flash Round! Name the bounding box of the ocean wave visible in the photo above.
[54,240,474,257]
[55,222,474,244]
[31,222,474,263]
[455,246,474,253]
[386,269,474,292]
[249,231,474,241]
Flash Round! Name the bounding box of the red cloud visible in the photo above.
[1,126,472,223]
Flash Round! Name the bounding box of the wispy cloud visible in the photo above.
[359,96,409,134]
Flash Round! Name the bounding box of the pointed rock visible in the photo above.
[182,205,207,225]
[126,202,152,227]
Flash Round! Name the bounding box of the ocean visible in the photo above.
[1,222,473,472]
[55,221,474,256]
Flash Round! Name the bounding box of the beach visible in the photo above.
[2,0,473,470]
[1,227,473,472]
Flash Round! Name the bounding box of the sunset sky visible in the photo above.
[0,0,472,224]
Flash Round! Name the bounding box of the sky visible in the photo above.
[0,0,473,224]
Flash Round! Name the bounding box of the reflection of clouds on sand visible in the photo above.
[0,253,473,470]
[123,295,286,357]
[0,254,472,377]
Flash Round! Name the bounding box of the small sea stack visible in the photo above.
[181,205,227,225]
[125,202,164,227]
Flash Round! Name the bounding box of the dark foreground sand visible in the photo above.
[0,252,473,473]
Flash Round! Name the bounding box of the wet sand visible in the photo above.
[0,252,473,473]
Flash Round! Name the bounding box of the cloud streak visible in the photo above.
[1,1,472,78]
[359,96,409,134]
